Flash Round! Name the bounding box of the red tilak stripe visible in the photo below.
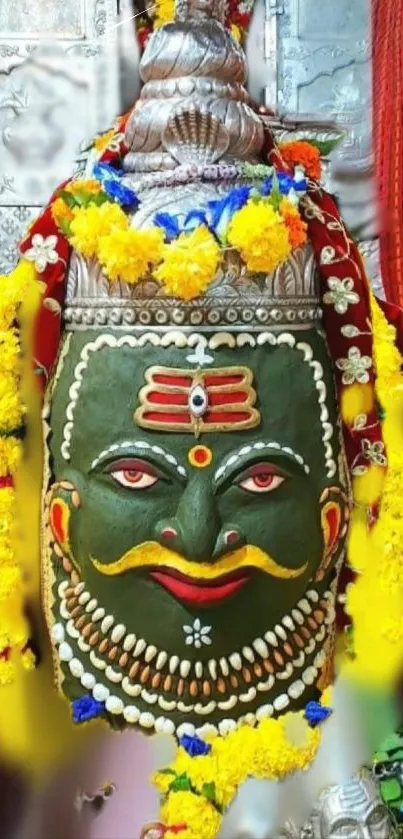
[0,475,14,489]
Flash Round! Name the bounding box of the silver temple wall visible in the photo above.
[0,0,120,273]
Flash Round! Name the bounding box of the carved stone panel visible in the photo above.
[264,0,382,295]
[0,0,120,273]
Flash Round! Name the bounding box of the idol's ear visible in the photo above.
[46,480,81,574]
[315,486,351,583]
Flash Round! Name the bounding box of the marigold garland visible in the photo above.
[344,294,403,685]
[153,706,324,838]
[70,202,129,259]
[98,227,165,284]
[154,226,221,300]
[228,200,292,273]
[0,260,39,684]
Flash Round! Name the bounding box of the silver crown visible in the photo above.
[64,0,321,332]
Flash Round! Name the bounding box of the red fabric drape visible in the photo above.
[372,0,403,305]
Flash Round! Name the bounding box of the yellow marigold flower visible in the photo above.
[154,0,175,27]
[0,329,20,375]
[0,545,14,565]
[94,128,116,152]
[65,179,101,195]
[98,227,164,284]
[0,486,15,517]
[51,198,74,228]
[228,201,291,274]
[0,261,37,330]
[0,614,27,649]
[0,437,22,477]
[230,24,242,42]
[152,770,175,796]
[154,226,220,300]
[22,647,36,671]
[0,374,23,431]
[70,203,129,260]
[0,659,15,687]
[161,791,221,839]
[0,565,21,603]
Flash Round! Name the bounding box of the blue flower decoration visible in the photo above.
[179,734,211,757]
[154,212,181,240]
[184,209,209,232]
[208,185,251,240]
[304,701,333,728]
[103,178,139,210]
[93,161,121,181]
[72,695,105,724]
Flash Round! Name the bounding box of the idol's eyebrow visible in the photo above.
[214,441,310,484]
[89,440,187,479]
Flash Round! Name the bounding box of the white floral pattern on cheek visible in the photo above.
[183,618,212,648]
[25,233,59,272]
[323,277,360,315]
[335,346,373,385]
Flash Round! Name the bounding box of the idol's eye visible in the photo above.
[106,458,160,490]
[237,462,286,494]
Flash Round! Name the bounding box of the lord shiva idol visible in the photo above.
[1,0,403,836]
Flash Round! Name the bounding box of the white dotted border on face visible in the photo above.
[215,441,310,483]
[90,441,187,478]
[60,331,336,478]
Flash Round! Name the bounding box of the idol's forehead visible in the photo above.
[49,328,340,481]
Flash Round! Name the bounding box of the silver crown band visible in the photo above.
[64,246,321,332]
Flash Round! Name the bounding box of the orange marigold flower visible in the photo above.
[280,198,308,250]
[279,140,321,181]
[65,179,101,195]
[51,197,74,226]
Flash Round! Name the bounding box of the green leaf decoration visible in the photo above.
[270,170,281,211]
[159,768,176,777]
[57,217,73,237]
[381,733,403,753]
[170,773,192,792]
[380,777,401,804]
[90,191,109,207]
[308,136,344,157]
[58,190,78,210]
[201,782,216,803]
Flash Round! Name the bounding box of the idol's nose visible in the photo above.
[155,476,232,563]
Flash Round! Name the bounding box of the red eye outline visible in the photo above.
[105,458,161,490]
[237,462,287,494]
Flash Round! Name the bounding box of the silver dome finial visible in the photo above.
[123,3,263,178]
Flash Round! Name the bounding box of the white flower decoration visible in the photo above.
[361,438,387,466]
[183,618,212,649]
[335,346,372,385]
[320,245,336,265]
[25,233,59,273]
[323,277,359,314]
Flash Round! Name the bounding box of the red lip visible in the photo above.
[149,567,250,606]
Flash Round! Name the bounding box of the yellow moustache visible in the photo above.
[91,542,308,581]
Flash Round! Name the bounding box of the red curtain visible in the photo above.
[372,0,403,305]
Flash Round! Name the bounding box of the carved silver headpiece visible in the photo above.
[64,0,321,332]
[309,771,392,839]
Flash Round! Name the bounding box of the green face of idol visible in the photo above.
[44,328,349,735]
